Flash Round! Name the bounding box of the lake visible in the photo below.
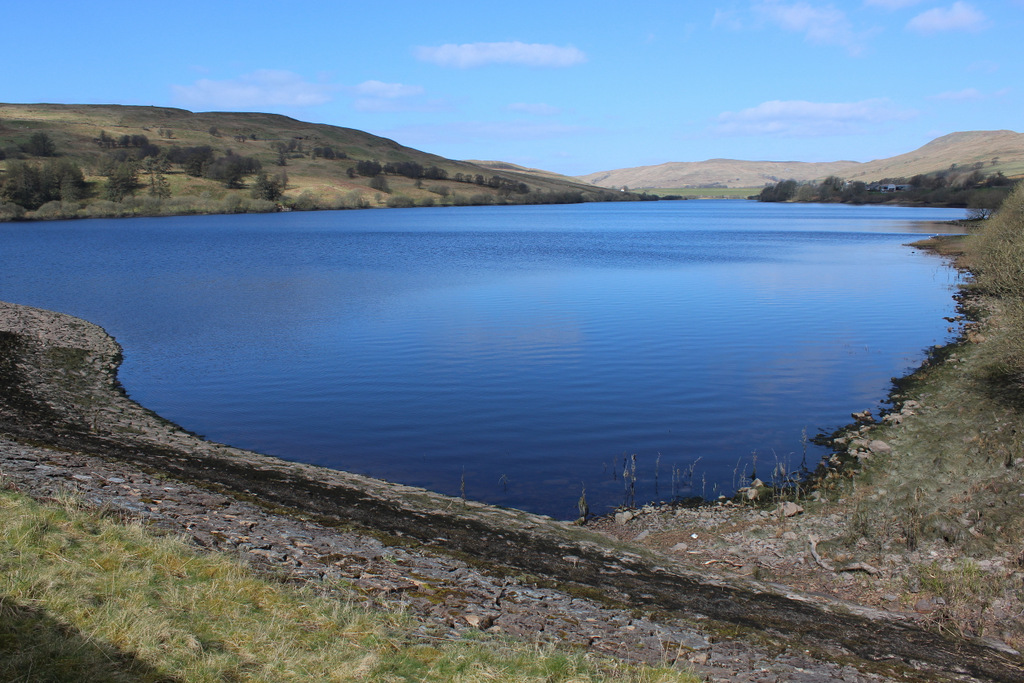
[0,201,965,518]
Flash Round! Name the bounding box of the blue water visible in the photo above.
[0,201,965,518]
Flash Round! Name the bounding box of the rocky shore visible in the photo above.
[2,298,1022,682]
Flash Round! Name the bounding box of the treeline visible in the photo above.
[0,158,87,209]
[0,132,61,160]
[757,166,1018,213]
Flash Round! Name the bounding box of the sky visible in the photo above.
[4,1,1021,176]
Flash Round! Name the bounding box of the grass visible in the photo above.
[0,485,698,682]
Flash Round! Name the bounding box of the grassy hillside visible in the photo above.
[578,130,1024,191]
[848,130,1024,182]
[577,158,861,191]
[0,103,622,220]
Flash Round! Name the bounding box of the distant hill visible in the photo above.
[0,103,620,219]
[577,130,1024,190]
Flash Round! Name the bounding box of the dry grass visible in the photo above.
[0,487,698,682]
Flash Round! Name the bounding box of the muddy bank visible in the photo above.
[1,299,1022,682]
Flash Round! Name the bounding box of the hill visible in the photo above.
[0,103,621,220]
[577,130,1024,190]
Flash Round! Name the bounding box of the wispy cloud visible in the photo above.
[384,121,592,148]
[715,98,917,137]
[754,1,871,55]
[929,88,983,101]
[343,80,446,113]
[907,2,988,33]
[414,42,586,68]
[712,9,746,30]
[862,0,922,8]
[172,70,335,109]
[507,102,562,116]
[967,60,1000,73]
[352,80,424,99]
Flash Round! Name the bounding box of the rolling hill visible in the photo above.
[0,103,620,219]
[577,130,1024,190]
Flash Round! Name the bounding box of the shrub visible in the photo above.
[0,201,27,221]
[385,195,415,208]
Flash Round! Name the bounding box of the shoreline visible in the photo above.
[2,298,1023,681]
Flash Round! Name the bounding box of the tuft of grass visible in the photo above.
[0,487,698,682]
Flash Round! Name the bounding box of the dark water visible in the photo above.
[0,201,965,518]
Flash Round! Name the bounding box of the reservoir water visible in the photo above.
[0,201,965,518]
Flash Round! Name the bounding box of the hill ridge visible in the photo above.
[576,130,1024,189]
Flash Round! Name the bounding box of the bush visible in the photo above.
[0,201,26,221]
[31,201,80,220]
[385,195,415,208]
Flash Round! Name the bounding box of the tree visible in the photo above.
[205,152,261,188]
[143,157,172,199]
[251,171,284,202]
[0,159,86,209]
[24,132,57,157]
[356,160,382,177]
[104,162,138,201]
[757,180,797,202]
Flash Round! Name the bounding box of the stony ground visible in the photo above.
[2,298,1022,682]
[2,437,892,683]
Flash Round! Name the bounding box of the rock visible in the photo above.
[778,502,803,518]
[670,542,689,552]
[781,531,798,541]
[851,409,875,423]
[614,510,634,525]
[634,530,650,542]
[868,440,892,454]
[464,613,496,630]
[914,598,937,613]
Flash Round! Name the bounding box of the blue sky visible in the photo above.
[4,1,1020,175]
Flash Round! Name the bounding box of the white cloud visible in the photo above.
[172,70,335,109]
[414,42,586,68]
[352,80,424,99]
[753,1,871,55]
[862,0,921,8]
[341,80,447,114]
[967,60,1000,73]
[385,121,591,147]
[930,88,983,101]
[712,9,746,30]
[507,102,562,116]
[907,2,988,33]
[715,99,917,137]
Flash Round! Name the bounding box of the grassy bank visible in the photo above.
[0,485,695,683]
[811,184,1024,645]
